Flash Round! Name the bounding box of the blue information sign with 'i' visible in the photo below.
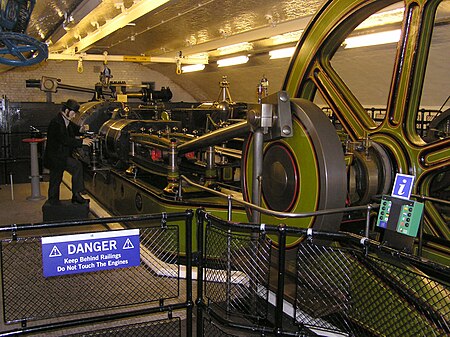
[391,173,415,200]
[41,229,140,278]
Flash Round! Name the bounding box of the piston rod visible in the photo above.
[177,121,249,155]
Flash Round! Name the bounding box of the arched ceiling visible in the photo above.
[3,0,449,103]
[27,0,322,60]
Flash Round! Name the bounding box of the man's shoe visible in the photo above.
[49,199,61,206]
[72,193,89,204]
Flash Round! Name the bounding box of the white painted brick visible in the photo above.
[0,60,195,103]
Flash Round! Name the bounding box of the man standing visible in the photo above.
[44,99,93,205]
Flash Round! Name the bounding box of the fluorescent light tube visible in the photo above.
[344,29,401,49]
[182,64,205,73]
[217,56,249,67]
[269,47,296,59]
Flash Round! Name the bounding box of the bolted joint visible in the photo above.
[277,222,287,233]
[247,103,275,134]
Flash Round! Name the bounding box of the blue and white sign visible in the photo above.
[41,229,140,278]
[391,173,415,200]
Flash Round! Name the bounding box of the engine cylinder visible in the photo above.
[99,119,145,160]
[72,101,126,133]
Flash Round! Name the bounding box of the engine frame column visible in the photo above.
[164,138,180,197]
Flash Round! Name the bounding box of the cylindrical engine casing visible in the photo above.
[99,119,183,161]
[72,101,126,133]
[99,119,145,160]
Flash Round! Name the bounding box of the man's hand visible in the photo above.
[82,138,93,146]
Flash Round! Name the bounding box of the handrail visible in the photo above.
[180,174,376,219]
[412,194,450,206]
[0,211,189,234]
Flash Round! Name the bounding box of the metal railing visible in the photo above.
[0,130,46,184]
[181,174,375,222]
[0,211,194,337]
[181,175,450,259]
[0,207,448,336]
[196,209,450,337]
[322,106,441,136]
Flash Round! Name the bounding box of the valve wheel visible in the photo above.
[0,32,48,66]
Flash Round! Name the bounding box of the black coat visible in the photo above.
[44,113,83,170]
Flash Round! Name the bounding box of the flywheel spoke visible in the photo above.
[281,0,449,257]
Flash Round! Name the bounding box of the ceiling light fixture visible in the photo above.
[269,47,296,59]
[114,1,126,13]
[182,64,206,73]
[343,29,401,49]
[355,7,404,30]
[217,55,249,67]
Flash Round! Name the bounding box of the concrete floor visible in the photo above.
[0,173,111,227]
[0,181,63,226]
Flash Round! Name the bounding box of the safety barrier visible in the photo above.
[0,130,42,185]
[0,211,194,336]
[321,106,440,136]
[1,208,449,336]
[196,209,450,337]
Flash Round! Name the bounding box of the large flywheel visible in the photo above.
[242,98,347,246]
[282,0,450,255]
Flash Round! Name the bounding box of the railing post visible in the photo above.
[227,195,232,221]
[252,129,264,224]
[417,195,425,257]
[178,175,183,200]
[365,204,372,238]
[185,209,194,337]
[226,228,232,315]
[196,209,205,336]
[275,223,287,335]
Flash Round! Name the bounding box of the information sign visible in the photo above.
[41,229,140,278]
[391,173,415,200]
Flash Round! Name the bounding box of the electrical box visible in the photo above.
[376,195,424,237]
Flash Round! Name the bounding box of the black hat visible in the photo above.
[63,99,80,112]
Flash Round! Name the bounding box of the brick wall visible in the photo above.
[0,60,195,104]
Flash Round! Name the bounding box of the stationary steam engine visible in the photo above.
[67,80,448,253]
[57,0,449,263]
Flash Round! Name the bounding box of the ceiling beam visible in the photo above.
[59,0,170,55]
[164,15,313,58]
[47,53,208,65]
